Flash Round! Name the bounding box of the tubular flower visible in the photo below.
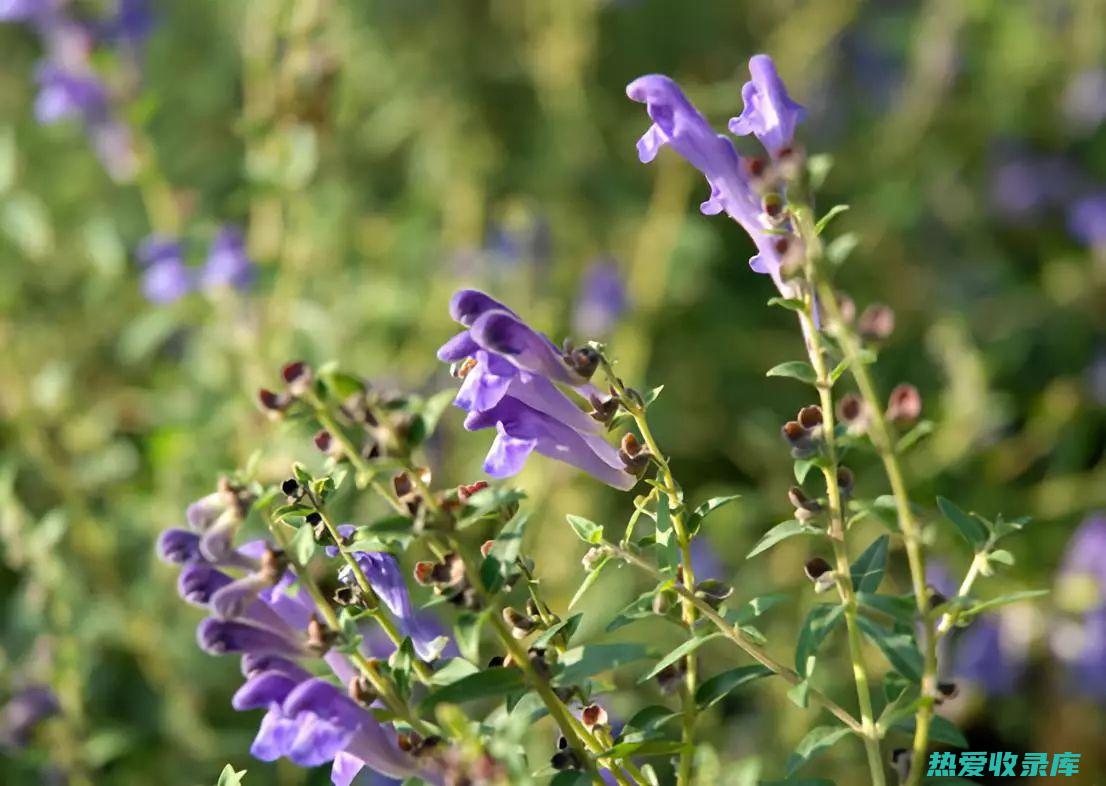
[626,55,806,294]
[158,490,441,785]
[137,234,192,304]
[439,289,636,490]
[728,54,806,158]
[200,225,255,292]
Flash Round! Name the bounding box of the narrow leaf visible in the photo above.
[786,725,852,775]
[695,665,773,709]
[566,514,603,544]
[857,618,922,681]
[420,667,525,710]
[766,361,817,385]
[795,604,845,677]
[748,520,822,559]
[641,633,723,682]
[850,535,889,593]
[936,496,989,549]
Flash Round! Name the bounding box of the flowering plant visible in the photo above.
[146,55,1042,786]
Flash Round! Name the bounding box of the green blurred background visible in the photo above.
[3,0,1106,783]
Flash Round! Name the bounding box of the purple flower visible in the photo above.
[951,615,1025,696]
[1066,606,1106,698]
[989,156,1076,220]
[440,289,636,490]
[0,0,53,23]
[137,234,192,303]
[99,0,154,47]
[573,259,627,338]
[1069,193,1106,249]
[690,538,724,581]
[0,686,59,750]
[625,73,793,293]
[1060,513,1106,586]
[728,54,806,157]
[200,225,255,292]
[327,527,448,661]
[157,528,202,564]
[33,63,108,125]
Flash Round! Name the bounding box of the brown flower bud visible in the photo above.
[588,394,619,424]
[935,682,959,704]
[836,466,855,496]
[565,346,600,379]
[281,361,314,395]
[886,384,922,425]
[804,557,832,581]
[306,615,336,656]
[858,304,895,341]
[836,393,866,427]
[797,405,823,430]
[457,480,489,502]
[259,546,287,583]
[347,674,378,705]
[581,704,608,730]
[480,540,495,558]
[258,388,289,414]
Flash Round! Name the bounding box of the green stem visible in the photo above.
[936,553,986,636]
[607,375,699,786]
[265,515,432,735]
[811,266,935,786]
[606,542,864,736]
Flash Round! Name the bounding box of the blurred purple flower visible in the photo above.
[1069,193,1106,249]
[989,155,1077,220]
[1060,513,1106,585]
[137,234,192,304]
[625,69,793,294]
[0,0,52,22]
[728,54,806,158]
[573,259,627,339]
[99,0,154,47]
[439,289,636,489]
[200,225,255,292]
[0,686,59,750]
[33,62,108,125]
[951,615,1025,696]
[690,538,724,581]
[1066,605,1106,698]
[485,213,551,270]
[1064,68,1106,134]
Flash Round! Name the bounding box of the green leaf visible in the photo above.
[420,667,526,710]
[687,494,741,531]
[533,613,583,648]
[787,680,811,709]
[850,535,889,592]
[289,524,316,566]
[481,509,530,593]
[959,589,1049,619]
[695,665,773,709]
[761,779,835,786]
[825,231,858,267]
[936,497,990,549]
[726,593,789,626]
[453,611,484,663]
[857,618,922,681]
[875,684,920,732]
[606,591,659,633]
[891,715,967,748]
[407,389,456,447]
[895,420,933,453]
[993,513,1030,540]
[216,764,247,786]
[767,297,806,313]
[427,658,479,686]
[786,725,852,775]
[856,592,916,625]
[795,604,845,677]
[766,361,817,386]
[814,204,850,235]
[550,772,592,786]
[566,514,603,544]
[555,643,652,686]
[618,705,678,744]
[747,520,823,559]
[987,549,1015,567]
[569,555,610,610]
[600,739,687,759]
[807,153,834,188]
[291,462,313,487]
[641,633,723,683]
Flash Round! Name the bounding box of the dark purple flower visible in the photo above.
[625,74,792,293]
[728,54,806,157]
[200,225,255,292]
[178,562,234,606]
[951,615,1025,696]
[197,618,306,659]
[690,538,724,581]
[573,259,627,338]
[1069,193,1106,249]
[99,0,154,47]
[0,686,59,750]
[440,290,636,489]
[157,528,202,564]
[137,234,192,303]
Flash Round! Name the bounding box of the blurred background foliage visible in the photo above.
[3,0,1106,783]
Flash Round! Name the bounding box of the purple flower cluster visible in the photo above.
[158,485,440,785]
[0,685,59,750]
[2,1,151,181]
[626,55,805,294]
[137,226,255,304]
[439,290,637,490]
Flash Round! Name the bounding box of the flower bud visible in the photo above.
[347,674,378,705]
[781,420,815,457]
[281,360,314,395]
[804,557,836,593]
[457,481,489,502]
[656,661,687,694]
[858,304,895,341]
[835,467,854,497]
[886,384,922,425]
[258,388,290,415]
[259,546,287,583]
[797,405,823,430]
[306,615,336,656]
[313,429,336,455]
[761,193,786,224]
[502,607,536,638]
[564,346,600,379]
[480,539,495,558]
[835,293,857,325]
[581,704,608,730]
[788,486,822,522]
[588,394,620,424]
[619,433,652,475]
[935,682,959,704]
[550,750,582,771]
[581,546,606,571]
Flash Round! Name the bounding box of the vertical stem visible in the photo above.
[792,206,886,786]
[811,267,936,786]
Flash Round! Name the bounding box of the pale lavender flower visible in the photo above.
[33,62,108,125]
[200,225,255,292]
[573,259,627,339]
[1064,68,1106,134]
[137,234,192,303]
[0,686,60,750]
[99,0,154,47]
[989,155,1077,220]
[728,54,806,158]
[1060,513,1106,585]
[1069,193,1106,249]
[0,0,53,22]
[626,73,793,294]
